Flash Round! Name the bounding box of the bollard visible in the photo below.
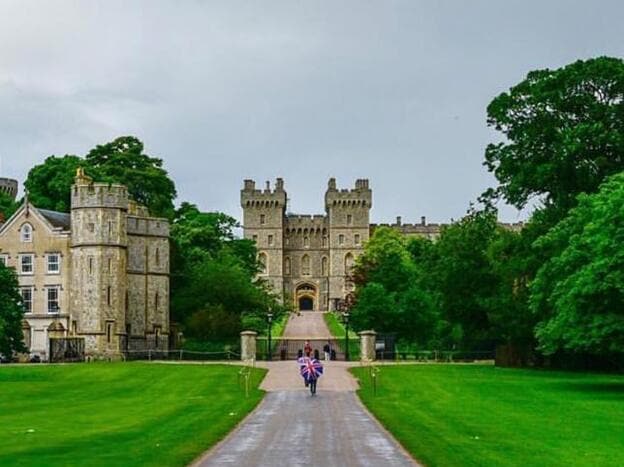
[359,330,377,362]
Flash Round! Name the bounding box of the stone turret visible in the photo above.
[0,177,18,200]
[70,168,128,357]
[325,178,372,309]
[241,178,287,296]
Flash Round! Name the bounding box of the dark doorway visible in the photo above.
[299,296,314,311]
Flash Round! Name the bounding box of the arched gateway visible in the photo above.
[295,283,317,311]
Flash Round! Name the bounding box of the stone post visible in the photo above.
[240,331,258,362]
[359,330,377,362]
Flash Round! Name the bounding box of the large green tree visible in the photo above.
[0,263,25,357]
[85,136,177,219]
[170,203,283,339]
[530,172,624,356]
[485,56,624,212]
[23,155,83,212]
[24,137,176,218]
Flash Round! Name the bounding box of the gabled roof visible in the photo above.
[37,209,71,230]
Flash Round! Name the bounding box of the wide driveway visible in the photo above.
[192,360,418,467]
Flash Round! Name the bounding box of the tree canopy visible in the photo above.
[24,136,176,218]
[485,56,624,212]
[0,263,25,357]
[531,172,624,356]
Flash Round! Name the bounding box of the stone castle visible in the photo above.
[0,170,169,360]
[242,178,523,312]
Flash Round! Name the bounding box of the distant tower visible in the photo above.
[325,178,372,308]
[0,177,18,200]
[70,169,128,356]
[241,179,287,296]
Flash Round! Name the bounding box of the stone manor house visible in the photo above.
[0,170,170,360]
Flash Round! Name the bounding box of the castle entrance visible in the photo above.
[295,283,317,311]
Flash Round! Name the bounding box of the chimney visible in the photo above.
[243,179,255,191]
[421,216,426,226]
[265,180,270,192]
[276,178,284,191]
[396,216,402,226]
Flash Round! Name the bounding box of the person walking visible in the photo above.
[300,354,323,396]
[323,341,331,362]
[304,340,312,357]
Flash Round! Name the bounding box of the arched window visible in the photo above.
[321,256,328,276]
[21,224,32,242]
[258,252,268,275]
[284,257,291,276]
[344,253,354,274]
[303,236,309,248]
[322,235,328,247]
[301,254,310,276]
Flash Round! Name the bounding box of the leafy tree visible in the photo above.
[23,137,176,218]
[430,210,500,350]
[0,191,19,221]
[350,227,439,346]
[485,57,624,212]
[169,202,284,339]
[85,136,177,219]
[531,172,624,356]
[0,263,25,357]
[23,155,83,212]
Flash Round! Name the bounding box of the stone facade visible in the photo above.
[242,178,524,311]
[242,178,371,312]
[0,170,169,360]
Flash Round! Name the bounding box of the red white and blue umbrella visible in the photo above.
[300,357,324,382]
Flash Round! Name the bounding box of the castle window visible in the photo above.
[301,254,310,276]
[258,252,268,275]
[284,257,291,276]
[355,234,361,245]
[321,256,328,276]
[260,214,266,225]
[323,236,328,247]
[106,322,114,344]
[268,235,274,246]
[72,320,77,336]
[21,287,33,314]
[339,234,345,246]
[88,223,95,233]
[20,254,34,275]
[47,286,60,314]
[347,214,353,225]
[88,257,94,275]
[108,221,113,235]
[155,248,160,266]
[47,253,60,274]
[108,258,112,273]
[155,292,160,309]
[303,236,309,248]
[107,286,112,306]
[20,224,32,242]
[344,253,354,274]
[252,234,258,242]
[125,291,129,313]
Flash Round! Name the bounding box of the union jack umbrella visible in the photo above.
[300,357,324,381]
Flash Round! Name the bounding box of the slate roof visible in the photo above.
[38,208,71,230]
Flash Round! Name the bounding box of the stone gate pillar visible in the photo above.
[359,330,377,362]
[240,331,258,362]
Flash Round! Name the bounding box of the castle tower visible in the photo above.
[70,169,129,356]
[325,178,372,309]
[241,179,286,297]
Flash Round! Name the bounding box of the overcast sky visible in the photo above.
[1,1,623,224]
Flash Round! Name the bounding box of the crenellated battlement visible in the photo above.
[241,178,287,208]
[71,169,128,211]
[325,177,372,209]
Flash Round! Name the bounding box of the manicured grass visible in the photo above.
[323,311,358,339]
[0,363,266,467]
[352,364,624,467]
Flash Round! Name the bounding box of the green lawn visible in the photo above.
[0,363,266,467]
[352,364,624,467]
